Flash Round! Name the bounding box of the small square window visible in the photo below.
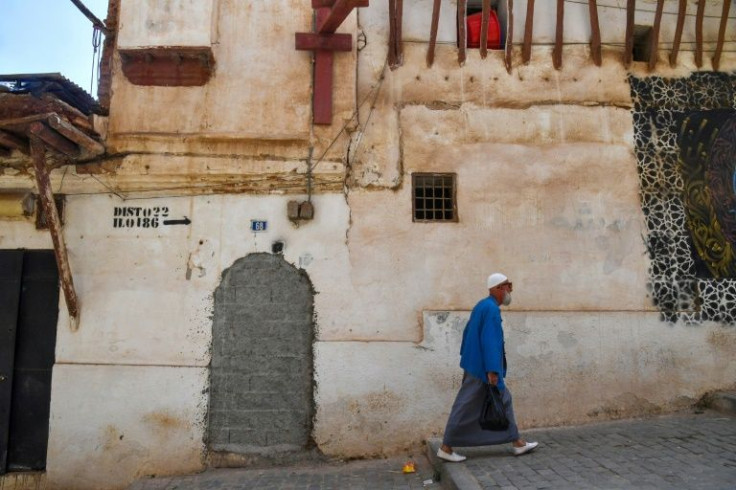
[412,173,457,222]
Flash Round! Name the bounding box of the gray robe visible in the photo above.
[442,373,519,447]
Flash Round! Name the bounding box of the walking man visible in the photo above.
[437,273,538,462]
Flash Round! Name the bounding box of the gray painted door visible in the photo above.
[0,250,59,473]
[209,253,314,453]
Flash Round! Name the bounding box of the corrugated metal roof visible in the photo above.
[0,73,101,116]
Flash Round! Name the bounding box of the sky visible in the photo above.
[0,0,109,98]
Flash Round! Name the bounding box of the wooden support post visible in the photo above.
[505,0,514,73]
[669,0,686,67]
[588,0,601,66]
[522,0,535,64]
[553,0,563,70]
[695,0,705,68]
[427,0,441,67]
[480,0,491,59]
[457,0,467,65]
[648,0,664,71]
[30,137,79,325]
[712,0,731,71]
[623,0,635,68]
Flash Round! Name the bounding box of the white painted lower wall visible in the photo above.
[1,182,734,488]
[46,365,207,489]
[313,311,736,458]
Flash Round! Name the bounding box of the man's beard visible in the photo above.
[502,292,512,306]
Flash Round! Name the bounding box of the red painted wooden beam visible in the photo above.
[317,0,368,34]
[296,0,368,125]
[296,32,353,51]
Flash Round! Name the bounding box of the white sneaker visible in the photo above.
[512,441,538,456]
[437,448,467,462]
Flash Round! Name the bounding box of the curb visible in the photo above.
[709,391,736,415]
[426,439,482,490]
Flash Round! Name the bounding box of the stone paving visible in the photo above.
[429,410,736,490]
[129,410,736,490]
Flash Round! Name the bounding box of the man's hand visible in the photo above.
[487,372,498,386]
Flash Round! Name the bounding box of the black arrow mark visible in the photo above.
[163,216,191,226]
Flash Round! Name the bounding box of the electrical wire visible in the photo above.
[308,56,389,174]
[90,26,102,96]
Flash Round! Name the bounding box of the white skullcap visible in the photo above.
[487,273,509,289]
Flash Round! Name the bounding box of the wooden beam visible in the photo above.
[588,0,601,66]
[623,0,635,68]
[457,0,467,65]
[480,0,491,59]
[695,0,705,68]
[28,122,79,157]
[505,0,514,72]
[395,0,403,66]
[669,0,687,67]
[522,0,535,64]
[427,0,441,67]
[388,0,397,66]
[648,0,665,71]
[47,114,105,157]
[295,32,353,51]
[553,0,564,70]
[30,137,79,324]
[0,129,29,155]
[314,6,334,125]
[712,0,731,70]
[388,0,403,69]
[317,0,368,34]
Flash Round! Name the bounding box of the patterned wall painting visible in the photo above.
[630,73,736,325]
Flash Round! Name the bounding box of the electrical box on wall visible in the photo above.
[287,200,314,221]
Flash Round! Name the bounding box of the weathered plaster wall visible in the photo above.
[117,0,215,48]
[46,365,207,490]
[23,192,349,489]
[4,0,736,485]
[314,311,736,456]
[107,0,356,168]
[304,1,736,457]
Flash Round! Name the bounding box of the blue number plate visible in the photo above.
[250,220,268,232]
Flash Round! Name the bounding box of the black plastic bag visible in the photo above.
[479,384,510,431]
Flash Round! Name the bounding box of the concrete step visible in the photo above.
[426,438,482,490]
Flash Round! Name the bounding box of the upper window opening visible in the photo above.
[412,173,458,223]
[633,25,653,62]
[463,1,503,50]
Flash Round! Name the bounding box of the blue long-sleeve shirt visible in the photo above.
[459,296,507,390]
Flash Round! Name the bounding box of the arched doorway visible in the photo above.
[208,253,314,454]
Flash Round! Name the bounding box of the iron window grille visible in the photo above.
[412,173,458,222]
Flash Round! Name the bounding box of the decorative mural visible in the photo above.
[630,73,736,325]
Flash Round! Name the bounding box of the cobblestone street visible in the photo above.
[128,410,736,490]
[430,410,736,490]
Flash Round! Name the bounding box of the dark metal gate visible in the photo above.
[0,250,59,474]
